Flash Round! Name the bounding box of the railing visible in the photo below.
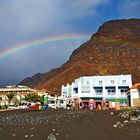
[81,91,90,93]
[95,92,103,95]
[119,92,127,96]
[107,92,116,95]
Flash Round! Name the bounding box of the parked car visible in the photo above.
[18,105,28,109]
[18,102,37,109]
[48,100,56,109]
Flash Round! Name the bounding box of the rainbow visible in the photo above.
[0,34,90,58]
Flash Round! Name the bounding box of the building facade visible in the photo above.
[61,75,132,107]
[0,85,36,106]
[127,83,140,106]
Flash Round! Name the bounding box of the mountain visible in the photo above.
[19,19,140,95]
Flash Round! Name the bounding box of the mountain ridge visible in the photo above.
[19,19,140,95]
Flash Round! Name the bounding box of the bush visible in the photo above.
[1,104,8,109]
[121,107,133,111]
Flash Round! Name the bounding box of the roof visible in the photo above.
[130,83,140,89]
[38,89,52,93]
[17,92,38,95]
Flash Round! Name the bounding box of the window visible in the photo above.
[73,88,78,94]
[95,89,102,93]
[95,89,103,95]
[107,89,116,95]
[108,89,115,93]
[119,86,128,95]
[105,87,116,95]
[120,89,127,95]
[122,80,126,84]
[110,80,114,85]
[99,81,102,85]
[120,89,127,93]
[94,87,103,95]
[63,91,67,97]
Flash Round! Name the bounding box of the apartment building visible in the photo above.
[61,75,132,107]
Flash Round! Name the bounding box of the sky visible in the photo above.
[0,0,140,86]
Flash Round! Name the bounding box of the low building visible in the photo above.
[37,89,54,96]
[61,75,132,109]
[127,83,140,106]
[0,85,36,106]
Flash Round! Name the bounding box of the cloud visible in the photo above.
[0,0,110,51]
[0,1,63,45]
[0,0,109,37]
[2,0,139,86]
[117,0,140,18]
[63,0,109,18]
[0,0,110,85]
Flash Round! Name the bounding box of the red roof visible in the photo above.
[38,89,52,93]
[130,83,140,89]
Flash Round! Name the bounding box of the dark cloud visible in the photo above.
[2,0,139,86]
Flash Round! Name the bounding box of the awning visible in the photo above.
[106,98,127,103]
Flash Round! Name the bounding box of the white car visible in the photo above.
[18,105,28,109]
[48,100,56,109]
[19,102,37,109]
[48,103,56,109]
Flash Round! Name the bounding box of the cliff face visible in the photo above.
[19,19,140,95]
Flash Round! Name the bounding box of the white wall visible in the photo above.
[130,89,140,106]
[61,75,132,100]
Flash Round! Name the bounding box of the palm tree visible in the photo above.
[12,97,20,106]
[24,94,44,104]
[7,93,15,105]
[38,95,45,105]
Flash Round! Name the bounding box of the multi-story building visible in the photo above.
[61,75,132,108]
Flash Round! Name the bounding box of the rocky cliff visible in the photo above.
[19,19,140,95]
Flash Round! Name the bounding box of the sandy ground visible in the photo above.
[0,109,140,140]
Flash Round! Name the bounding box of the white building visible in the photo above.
[0,85,36,106]
[61,75,132,107]
[127,83,140,106]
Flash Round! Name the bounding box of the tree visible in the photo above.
[39,95,45,104]
[24,94,44,104]
[7,93,15,105]
[12,97,20,106]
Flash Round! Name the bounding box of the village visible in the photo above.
[0,1,140,139]
[0,74,140,111]
[0,74,140,140]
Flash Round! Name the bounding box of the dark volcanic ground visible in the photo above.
[0,109,140,140]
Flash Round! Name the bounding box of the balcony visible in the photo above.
[93,87,103,95]
[95,92,103,96]
[107,92,116,96]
